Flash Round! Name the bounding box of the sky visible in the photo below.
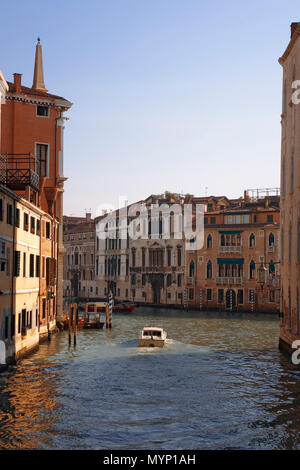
[1,0,298,216]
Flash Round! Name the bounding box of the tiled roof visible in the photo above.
[6,81,68,101]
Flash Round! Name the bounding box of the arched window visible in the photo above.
[177,246,182,266]
[220,234,225,247]
[269,232,275,247]
[206,260,212,279]
[249,233,255,248]
[249,260,256,280]
[74,247,79,265]
[167,247,172,266]
[269,260,275,274]
[189,260,195,277]
[207,234,212,248]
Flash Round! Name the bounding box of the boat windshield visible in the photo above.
[143,330,161,337]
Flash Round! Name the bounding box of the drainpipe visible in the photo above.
[11,197,16,361]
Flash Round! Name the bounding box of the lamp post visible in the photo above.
[257,262,268,307]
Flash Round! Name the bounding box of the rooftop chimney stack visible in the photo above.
[13,73,22,93]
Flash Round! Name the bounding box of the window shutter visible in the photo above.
[14,251,20,277]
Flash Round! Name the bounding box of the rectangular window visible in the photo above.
[36,255,40,277]
[23,253,26,277]
[36,105,49,117]
[207,288,212,301]
[15,208,20,228]
[6,247,10,277]
[11,314,15,339]
[30,254,34,277]
[46,222,50,239]
[36,219,41,236]
[42,256,45,278]
[36,143,48,177]
[210,217,216,225]
[24,213,29,231]
[218,289,224,303]
[30,216,35,234]
[14,250,20,277]
[267,215,274,223]
[42,298,46,319]
[0,199,3,221]
[238,289,244,304]
[6,204,13,225]
[189,288,194,300]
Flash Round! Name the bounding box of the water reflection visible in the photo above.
[0,307,299,449]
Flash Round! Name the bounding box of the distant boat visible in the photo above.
[138,326,167,348]
[82,302,136,314]
[82,312,104,329]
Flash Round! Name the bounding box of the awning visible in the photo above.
[217,258,244,265]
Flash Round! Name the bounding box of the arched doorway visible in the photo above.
[226,289,236,310]
[150,274,164,305]
[71,273,79,298]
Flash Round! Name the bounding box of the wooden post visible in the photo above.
[73,303,77,346]
[105,304,109,328]
[84,303,88,322]
[109,292,113,328]
[68,304,72,345]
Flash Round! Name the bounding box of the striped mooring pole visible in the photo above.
[199,288,203,311]
[183,288,188,311]
[108,291,113,328]
[250,289,254,312]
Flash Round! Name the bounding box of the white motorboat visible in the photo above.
[138,326,167,348]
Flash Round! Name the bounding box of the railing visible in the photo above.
[216,277,244,285]
[219,246,242,253]
[186,276,195,285]
[267,246,275,253]
[0,153,39,191]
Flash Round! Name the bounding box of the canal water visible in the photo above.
[0,307,299,450]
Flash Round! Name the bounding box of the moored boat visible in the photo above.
[82,312,104,329]
[138,326,167,348]
[81,301,136,314]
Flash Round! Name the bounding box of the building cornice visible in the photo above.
[279,23,300,65]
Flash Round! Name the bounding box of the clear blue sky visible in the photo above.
[1,0,298,216]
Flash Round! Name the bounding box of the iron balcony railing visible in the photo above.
[0,153,39,191]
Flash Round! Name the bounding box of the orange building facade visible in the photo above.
[186,191,280,313]
[0,41,72,364]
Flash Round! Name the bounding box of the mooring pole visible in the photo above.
[73,303,77,346]
[68,304,72,345]
[105,304,109,328]
[109,291,113,328]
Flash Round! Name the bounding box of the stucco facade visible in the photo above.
[278,23,300,353]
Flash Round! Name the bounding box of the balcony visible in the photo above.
[219,246,242,254]
[0,154,39,192]
[186,276,195,285]
[216,277,244,285]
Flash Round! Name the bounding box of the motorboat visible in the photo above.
[138,326,167,348]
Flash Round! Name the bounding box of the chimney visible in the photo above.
[86,212,91,222]
[265,197,269,208]
[244,190,250,203]
[291,22,299,38]
[13,73,22,93]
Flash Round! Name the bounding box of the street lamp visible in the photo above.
[258,262,268,290]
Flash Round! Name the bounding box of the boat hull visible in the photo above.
[83,322,104,330]
[138,338,166,348]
